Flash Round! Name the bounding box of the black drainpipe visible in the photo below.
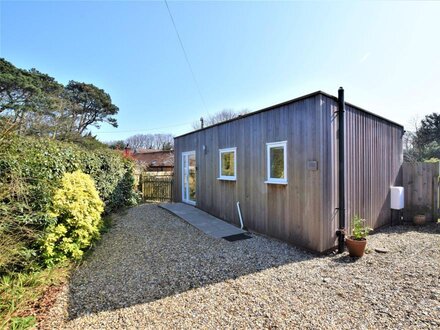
[336,87,346,253]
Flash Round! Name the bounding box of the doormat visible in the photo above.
[222,233,252,242]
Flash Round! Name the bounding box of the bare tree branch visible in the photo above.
[192,109,249,130]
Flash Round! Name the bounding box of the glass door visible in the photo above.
[182,151,196,205]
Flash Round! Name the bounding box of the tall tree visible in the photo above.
[404,113,440,161]
[64,81,119,134]
[0,59,120,146]
[414,113,440,148]
[0,58,63,134]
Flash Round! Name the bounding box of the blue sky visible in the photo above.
[1,1,439,141]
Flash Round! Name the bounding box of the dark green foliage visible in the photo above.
[0,135,138,275]
[108,171,140,212]
[404,113,440,162]
[0,58,65,136]
[0,58,119,139]
[108,140,126,150]
[162,141,173,151]
[72,134,111,150]
[64,81,119,135]
[413,113,440,160]
[0,59,63,116]
[415,113,440,148]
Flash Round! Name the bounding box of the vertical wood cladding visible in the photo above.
[174,92,403,252]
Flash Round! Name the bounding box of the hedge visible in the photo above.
[0,136,139,274]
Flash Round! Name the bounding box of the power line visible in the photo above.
[164,0,207,112]
[94,121,193,134]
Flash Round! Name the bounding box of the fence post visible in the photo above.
[433,175,439,221]
[170,177,174,202]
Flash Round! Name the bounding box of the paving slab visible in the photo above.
[159,202,246,238]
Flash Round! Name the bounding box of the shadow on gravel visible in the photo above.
[66,204,317,320]
[369,222,440,236]
[330,254,362,264]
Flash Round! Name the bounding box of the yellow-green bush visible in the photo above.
[0,135,139,274]
[40,171,104,265]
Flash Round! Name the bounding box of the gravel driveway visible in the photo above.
[44,204,439,329]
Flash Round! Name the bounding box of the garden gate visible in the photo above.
[140,175,173,202]
[402,162,440,222]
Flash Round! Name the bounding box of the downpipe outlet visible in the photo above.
[236,202,246,230]
[336,228,345,253]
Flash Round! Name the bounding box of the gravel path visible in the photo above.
[43,204,440,329]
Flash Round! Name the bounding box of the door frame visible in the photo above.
[181,151,196,205]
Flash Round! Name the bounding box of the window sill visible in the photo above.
[264,180,288,185]
[217,177,236,181]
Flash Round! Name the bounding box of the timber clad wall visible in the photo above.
[343,104,403,233]
[174,92,404,252]
[320,98,404,249]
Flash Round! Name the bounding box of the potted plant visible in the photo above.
[413,205,430,225]
[345,215,372,257]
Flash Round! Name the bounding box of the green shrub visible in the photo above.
[1,135,137,216]
[351,215,372,240]
[0,135,138,274]
[40,171,104,265]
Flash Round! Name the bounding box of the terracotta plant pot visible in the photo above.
[345,237,367,257]
[413,214,426,226]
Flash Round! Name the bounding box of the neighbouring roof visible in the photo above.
[132,148,171,154]
[175,90,404,139]
[131,149,174,167]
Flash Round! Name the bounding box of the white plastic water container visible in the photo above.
[390,186,404,210]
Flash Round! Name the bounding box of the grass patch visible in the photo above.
[0,265,70,329]
[0,215,115,329]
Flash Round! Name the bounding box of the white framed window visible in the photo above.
[265,141,287,184]
[218,147,237,181]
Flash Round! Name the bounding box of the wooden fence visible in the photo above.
[140,175,173,202]
[402,162,440,222]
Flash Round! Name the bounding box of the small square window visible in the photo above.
[266,141,287,184]
[218,147,236,181]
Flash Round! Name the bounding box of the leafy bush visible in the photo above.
[40,171,104,265]
[0,135,138,274]
[1,135,137,214]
